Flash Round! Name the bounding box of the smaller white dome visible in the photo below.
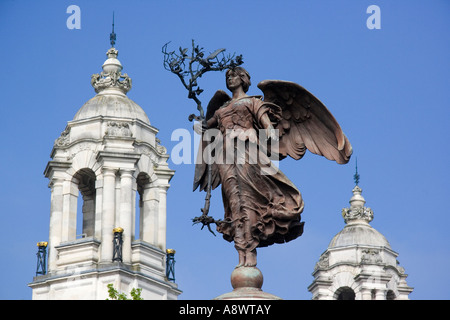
[73,94,150,124]
[73,46,149,123]
[328,222,391,249]
[329,184,391,249]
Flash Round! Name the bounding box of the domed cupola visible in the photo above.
[308,163,413,300]
[73,47,150,124]
[328,185,391,249]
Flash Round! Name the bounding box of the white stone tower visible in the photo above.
[29,42,181,299]
[308,178,413,300]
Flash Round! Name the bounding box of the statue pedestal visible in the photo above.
[214,267,282,300]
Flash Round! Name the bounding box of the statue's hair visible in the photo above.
[226,67,251,92]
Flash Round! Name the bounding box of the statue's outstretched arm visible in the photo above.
[259,112,279,141]
[206,116,217,129]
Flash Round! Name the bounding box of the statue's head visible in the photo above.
[226,67,251,93]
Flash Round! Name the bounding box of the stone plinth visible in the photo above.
[214,267,282,300]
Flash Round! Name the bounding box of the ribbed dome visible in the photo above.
[73,94,150,124]
[328,222,391,249]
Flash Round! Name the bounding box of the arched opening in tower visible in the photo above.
[74,168,96,238]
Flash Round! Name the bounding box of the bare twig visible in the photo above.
[162,40,243,121]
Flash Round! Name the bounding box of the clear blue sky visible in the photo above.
[0,0,449,300]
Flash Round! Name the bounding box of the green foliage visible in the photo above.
[106,283,143,300]
[130,287,143,300]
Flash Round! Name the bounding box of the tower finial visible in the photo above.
[342,162,373,224]
[110,12,116,47]
[353,157,360,186]
[91,18,132,95]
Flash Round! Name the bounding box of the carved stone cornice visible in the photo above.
[342,206,374,224]
[54,127,71,147]
[105,121,132,137]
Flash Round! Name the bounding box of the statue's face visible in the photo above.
[226,71,242,91]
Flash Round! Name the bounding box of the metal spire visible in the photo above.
[353,157,360,186]
[110,12,116,47]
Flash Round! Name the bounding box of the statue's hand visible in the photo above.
[260,113,279,141]
[266,126,279,141]
[192,214,219,236]
[193,120,207,135]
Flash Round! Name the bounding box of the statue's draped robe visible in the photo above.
[212,96,304,252]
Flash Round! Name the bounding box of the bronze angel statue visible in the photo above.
[193,67,352,268]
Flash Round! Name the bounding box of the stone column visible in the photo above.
[360,288,373,300]
[141,184,159,245]
[157,187,168,251]
[119,169,134,264]
[48,178,64,272]
[94,178,103,240]
[375,290,386,300]
[61,179,78,242]
[101,168,116,262]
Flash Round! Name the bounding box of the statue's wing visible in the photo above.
[193,90,231,191]
[258,80,352,164]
